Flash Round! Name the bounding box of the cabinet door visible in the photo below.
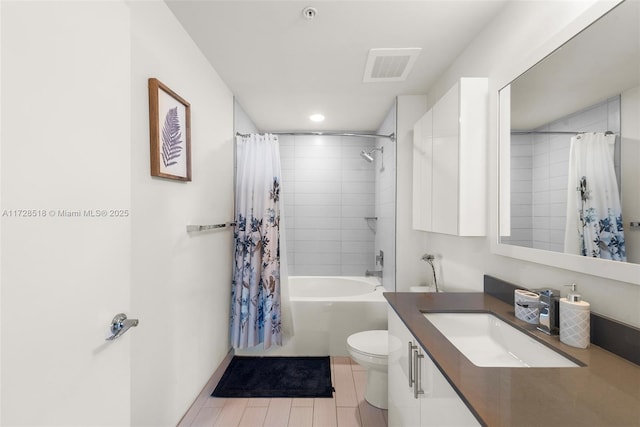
[388,308,421,427]
[418,344,480,426]
[458,77,488,236]
[413,110,433,231]
[412,78,487,237]
[432,82,460,235]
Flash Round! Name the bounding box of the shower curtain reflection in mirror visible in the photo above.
[564,132,626,261]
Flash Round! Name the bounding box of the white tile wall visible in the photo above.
[502,134,533,246]
[341,229,375,242]
[280,135,376,276]
[507,96,621,250]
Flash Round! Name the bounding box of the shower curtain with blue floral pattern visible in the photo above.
[564,132,626,261]
[231,133,282,349]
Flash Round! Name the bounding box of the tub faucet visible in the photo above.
[516,288,560,335]
[365,270,383,278]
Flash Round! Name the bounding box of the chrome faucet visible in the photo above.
[106,313,139,341]
[516,288,560,335]
[421,254,440,292]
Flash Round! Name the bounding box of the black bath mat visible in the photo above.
[211,356,333,398]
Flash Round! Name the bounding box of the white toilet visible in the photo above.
[347,330,389,409]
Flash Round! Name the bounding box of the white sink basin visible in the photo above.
[423,312,579,368]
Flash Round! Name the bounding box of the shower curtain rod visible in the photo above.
[511,130,617,136]
[235,131,396,142]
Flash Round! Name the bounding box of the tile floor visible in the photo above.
[179,356,388,427]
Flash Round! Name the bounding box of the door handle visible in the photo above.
[106,313,139,341]
[408,341,417,387]
[413,349,425,399]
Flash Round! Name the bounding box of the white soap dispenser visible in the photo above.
[560,284,591,349]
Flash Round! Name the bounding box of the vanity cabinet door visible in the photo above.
[388,308,421,427]
[388,307,480,426]
[418,343,480,426]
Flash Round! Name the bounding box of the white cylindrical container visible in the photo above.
[514,289,540,324]
[560,297,591,349]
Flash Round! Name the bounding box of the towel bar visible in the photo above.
[186,222,235,232]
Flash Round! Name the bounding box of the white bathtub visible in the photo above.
[289,276,384,300]
[236,276,388,357]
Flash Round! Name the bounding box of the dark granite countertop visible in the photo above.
[384,292,640,427]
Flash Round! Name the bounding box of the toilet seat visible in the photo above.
[347,330,388,359]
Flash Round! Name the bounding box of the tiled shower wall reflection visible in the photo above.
[507,96,620,251]
[280,135,376,276]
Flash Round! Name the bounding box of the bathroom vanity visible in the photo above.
[385,291,640,426]
[388,307,480,426]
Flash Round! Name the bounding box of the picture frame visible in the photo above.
[148,78,191,181]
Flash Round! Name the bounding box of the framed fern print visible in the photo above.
[148,78,191,181]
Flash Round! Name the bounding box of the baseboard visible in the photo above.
[176,347,235,426]
[198,348,236,398]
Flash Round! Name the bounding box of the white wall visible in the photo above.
[0,1,3,418]
[395,96,429,291]
[419,0,640,327]
[234,100,259,135]
[129,2,234,426]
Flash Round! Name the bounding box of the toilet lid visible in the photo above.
[347,330,389,357]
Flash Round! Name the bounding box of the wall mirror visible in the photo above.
[497,0,640,284]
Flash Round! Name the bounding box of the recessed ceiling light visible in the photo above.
[309,113,325,122]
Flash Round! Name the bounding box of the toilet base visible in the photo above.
[364,368,388,410]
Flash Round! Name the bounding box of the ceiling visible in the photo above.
[165,0,509,132]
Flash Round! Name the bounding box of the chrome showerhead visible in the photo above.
[360,151,374,162]
[360,146,383,163]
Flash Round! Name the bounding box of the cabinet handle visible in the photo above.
[408,341,417,387]
[413,349,425,399]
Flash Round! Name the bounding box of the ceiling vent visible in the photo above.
[363,48,422,83]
